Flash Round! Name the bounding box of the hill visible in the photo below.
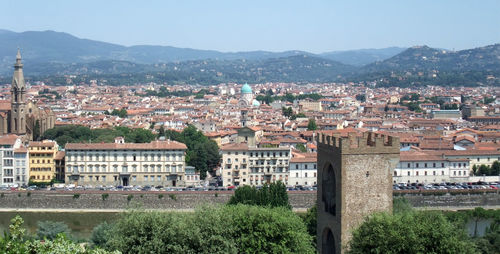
[320,47,406,66]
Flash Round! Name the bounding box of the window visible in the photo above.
[305,164,308,169]
[433,171,436,176]
[305,173,308,177]
[441,163,444,167]
[424,171,427,176]
[407,163,411,168]
[295,165,299,169]
[144,176,148,181]
[433,163,436,168]
[407,171,410,176]
[416,163,419,168]
[424,163,427,168]
[296,173,298,177]
[394,171,397,176]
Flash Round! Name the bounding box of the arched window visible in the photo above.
[322,227,336,254]
[322,164,336,216]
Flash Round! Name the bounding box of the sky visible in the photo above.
[2,0,500,53]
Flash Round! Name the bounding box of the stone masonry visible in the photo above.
[317,132,400,254]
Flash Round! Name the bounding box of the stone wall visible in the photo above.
[0,191,498,211]
[0,191,316,211]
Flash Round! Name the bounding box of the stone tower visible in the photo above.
[10,49,27,135]
[316,132,400,254]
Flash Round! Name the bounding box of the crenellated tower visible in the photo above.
[10,49,27,135]
[316,132,400,254]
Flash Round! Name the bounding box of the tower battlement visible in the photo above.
[317,131,400,155]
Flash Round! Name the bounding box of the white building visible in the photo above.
[65,137,188,187]
[220,143,291,187]
[289,156,317,187]
[0,135,27,187]
[393,151,470,184]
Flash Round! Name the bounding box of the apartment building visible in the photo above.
[65,137,187,187]
[289,156,317,186]
[220,143,291,187]
[393,151,470,184]
[0,135,27,186]
[28,140,59,183]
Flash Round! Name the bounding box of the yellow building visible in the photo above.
[28,140,58,182]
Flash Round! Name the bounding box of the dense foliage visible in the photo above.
[0,216,117,254]
[42,125,156,147]
[348,211,478,254]
[164,125,220,179]
[105,205,314,254]
[36,221,71,240]
[228,181,291,209]
[307,118,317,130]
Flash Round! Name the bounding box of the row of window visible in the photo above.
[394,170,468,176]
[70,164,183,173]
[400,162,469,168]
[30,175,52,180]
[78,175,181,182]
[30,159,52,164]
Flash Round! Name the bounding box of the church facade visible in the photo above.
[0,50,55,140]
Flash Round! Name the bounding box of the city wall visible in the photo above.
[0,191,498,211]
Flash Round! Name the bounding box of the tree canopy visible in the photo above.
[164,125,220,179]
[105,205,314,254]
[42,125,156,147]
[228,181,291,209]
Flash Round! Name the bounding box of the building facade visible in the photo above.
[289,156,317,186]
[393,151,469,184]
[28,140,59,183]
[220,143,291,187]
[65,138,187,187]
[0,135,24,186]
[0,50,55,140]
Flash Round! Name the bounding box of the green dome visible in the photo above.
[241,83,252,94]
[252,99,261,107]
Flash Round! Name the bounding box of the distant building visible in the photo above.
[0,135,28,186]
[289,156,317,186]
[65,138,187,187]
[28,140,59,183]
[0,50,55,140]
[220,143,291,187]
[393,151,469,184]
[431,110,461,120]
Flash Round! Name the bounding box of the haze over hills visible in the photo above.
[0,29,498,87]
[0,29,399,71]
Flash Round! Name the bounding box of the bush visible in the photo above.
[158,194,164,199]
[36,221,70,240]
[300,205,317,247]
[228,181,290,209]
[73,194,80,199]
[106,205,314,254]
[127,194,133,202]
[90,221,114,248]
[27,192,31,197]
[169,194,176,201]
[102,193,109,201]
[1,193,5,198]
[348,211,478,254]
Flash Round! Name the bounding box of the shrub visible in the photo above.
[1,193,4,198]
[169,194,176,201]
[158,194,164,199]
[106,205,314,254]
[127,194,133,202]
[214,193,218,197]
[90,221,114,248]
[102,193,109,201]
[228,181,290,209]
[36,221,70,240]
[73,194,80,199]
[27,192,31,197]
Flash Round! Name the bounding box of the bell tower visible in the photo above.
[10,49,27,135]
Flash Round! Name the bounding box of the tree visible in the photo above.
[479,164,491,176]
[355,94,366,102]
[90,221,114,248]
[228,181,291,209]
[36,221,70,240]
[300,204,317,247]
[348,211,478,254]
[491,161,500,176]
[158,125,165,137]
[282,107,293,118]
[307,118,317,131]
[472,165,478,176]
[296,143,307,153]
[106,205,314,254]
[165,125,220,179]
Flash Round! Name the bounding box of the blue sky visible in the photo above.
[2,0,500,53]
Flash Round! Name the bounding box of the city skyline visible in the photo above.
[2,0,500,53]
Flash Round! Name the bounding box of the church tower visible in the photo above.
[10,49,27,135]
